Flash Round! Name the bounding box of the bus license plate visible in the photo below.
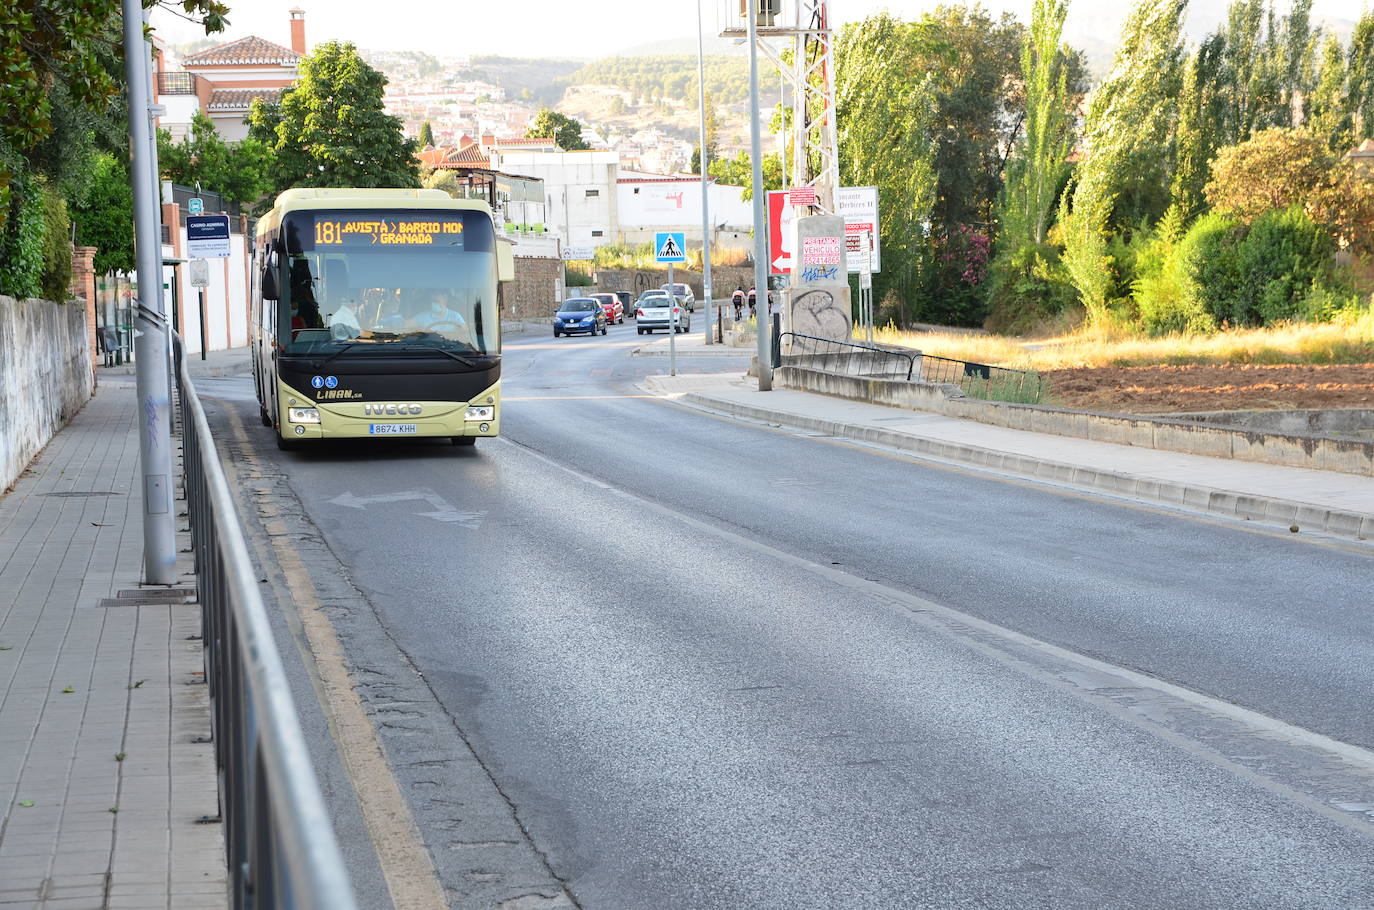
[369,423,417,435]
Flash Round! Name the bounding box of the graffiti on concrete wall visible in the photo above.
[790,289,850,341]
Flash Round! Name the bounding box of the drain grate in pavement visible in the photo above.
[40,491,122,497]
[97,587,198,608]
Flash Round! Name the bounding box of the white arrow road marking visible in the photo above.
[417,509,488,528]
[329,489,485,527]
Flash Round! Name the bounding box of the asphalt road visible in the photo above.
[197,320,1374,909]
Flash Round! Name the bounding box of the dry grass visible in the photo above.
[875,311,1374,370]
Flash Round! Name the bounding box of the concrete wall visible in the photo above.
[592,267,758,302]
[0,297,96,491]
[774,361,1374,477]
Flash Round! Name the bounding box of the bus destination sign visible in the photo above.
[313,217,464,247]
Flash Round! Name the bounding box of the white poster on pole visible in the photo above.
[838,186,880,273]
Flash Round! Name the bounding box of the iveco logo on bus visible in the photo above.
[363,403,423,416]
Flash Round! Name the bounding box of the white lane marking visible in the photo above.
[329,489,486,528]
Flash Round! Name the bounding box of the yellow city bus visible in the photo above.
[250,188,514,449]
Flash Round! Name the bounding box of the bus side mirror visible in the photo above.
[496,238,515,282]
[260,249,280,299]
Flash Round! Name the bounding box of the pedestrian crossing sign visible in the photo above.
[654,231,686,263]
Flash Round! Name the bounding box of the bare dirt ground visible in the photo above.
[1042,363,1374,414]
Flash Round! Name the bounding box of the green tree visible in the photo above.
[1204,126,1374,249]
[525,108,590,150]
[1170,35,1229,218]
[1308,36,1353,153]
[248,41,419,200]
[986,0,1077,330]
[689,90,721,175]
[1204,127,1335,223]
[834,13,939,325]
[158,112,273,207]
[70,152,133,275]
[919,7,1024,237]
[1063,0,1187,324]
[418,121,435,148]
[1349,12,1374,144]
[707,151,782,200]
[1000,0,1074,251]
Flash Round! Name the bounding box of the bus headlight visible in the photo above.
[465,406,494,421]
[288,407,320,424]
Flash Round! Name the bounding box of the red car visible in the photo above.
[589,293,624,325]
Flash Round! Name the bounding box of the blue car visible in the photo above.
[553,298,608,337]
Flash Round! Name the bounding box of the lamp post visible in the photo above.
[747,1,771,390]
[122,0,177,583]
[697,0,715,345]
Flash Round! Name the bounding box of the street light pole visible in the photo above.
[122,0,177,584]
[697,0,714,345]
[747,0,772,390]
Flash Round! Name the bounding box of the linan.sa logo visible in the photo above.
[363,403,423,416]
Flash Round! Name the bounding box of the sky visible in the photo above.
[150,0,1366,60]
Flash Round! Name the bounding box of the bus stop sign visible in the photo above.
[186,214,231,259]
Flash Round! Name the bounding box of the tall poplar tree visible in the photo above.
[248,41,419,199]
[834,13,939,323]
[1170,34,1227,217]
[1309,36,1353,153]
[1349,12,1374,145]
[1062,0,1186,323]
[1001,0,1074,250]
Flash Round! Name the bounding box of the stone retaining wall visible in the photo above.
[502,256,563,319]
[774,362,1374,477]
[0,296,95,491]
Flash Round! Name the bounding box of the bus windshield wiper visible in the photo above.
[402,345,478,368]
[313,341,365,371]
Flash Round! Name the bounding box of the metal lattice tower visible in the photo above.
[720,0,840,213]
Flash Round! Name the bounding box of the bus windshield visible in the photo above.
[277,208,499,357]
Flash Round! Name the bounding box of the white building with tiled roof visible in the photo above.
[155,9,307,141]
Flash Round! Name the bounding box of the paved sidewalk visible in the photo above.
[0,372,225,908]
[645,372,1374,543]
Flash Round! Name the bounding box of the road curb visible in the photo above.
[677,391,1374,544]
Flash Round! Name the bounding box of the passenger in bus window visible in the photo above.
[323,260,361,339]
[288,260,322,334]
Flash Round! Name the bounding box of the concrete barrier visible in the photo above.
[1,296,95,491]
[773,363,1374,477]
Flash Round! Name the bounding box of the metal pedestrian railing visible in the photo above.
[174,336,358,910]
[918,352,1044,403]
[778,332,917,380]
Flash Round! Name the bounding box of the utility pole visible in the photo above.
[697,0,715,345]
[747,1,771,390]
[122,0,177,584]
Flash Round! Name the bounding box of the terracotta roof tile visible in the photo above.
[184,36,300,67]
[207,88,282,111]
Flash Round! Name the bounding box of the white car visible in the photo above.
[636,294,691,334]
[660,282,696,311]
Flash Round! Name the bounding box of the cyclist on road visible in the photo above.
[731,286,745,320]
